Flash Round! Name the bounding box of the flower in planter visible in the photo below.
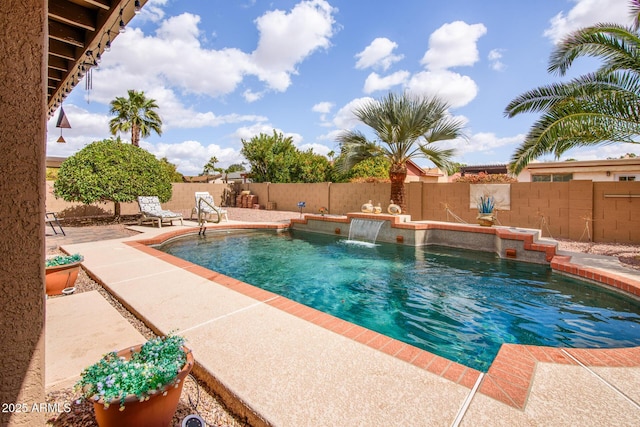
[75,334,188,410]
[45,253,83,268]
[318,207,328,216]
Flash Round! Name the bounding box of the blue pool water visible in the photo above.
[158,230,640,371]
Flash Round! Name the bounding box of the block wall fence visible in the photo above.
[46,180,640,244]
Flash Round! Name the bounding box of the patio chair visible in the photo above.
[136,196,183,228]
[45,211,65,236]
[192,191,228,224]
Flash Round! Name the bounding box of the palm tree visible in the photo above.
[504,1,640,174]
[202,156,220,175]
[336,92,465,211]
[109,90,162,147]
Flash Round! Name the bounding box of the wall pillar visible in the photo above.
[0,1,47,426]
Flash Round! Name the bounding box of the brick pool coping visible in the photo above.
[126,223,640,411]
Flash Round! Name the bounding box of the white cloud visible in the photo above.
[421,21,487,70]
[555,144,640,161]
[363,70,410,94]
[465,132,523,153]
[95,84,267,134]
[251,0,337,90]
[243,89,264,103]
[316,129,344,144]
[331,97,375,129]
[95,1,338,102]
[95,24,250,101]
[144,140,244,175]
[231,124,303,146]
[487,49,506,71]
[444,132,524,163]
[298,142,332,156]
[312,101,334,114]
[137,0,168,22]
[544,0,630,44]
[405,70,478,108]
[355,37,404,71]
[312,101,335,125]
[46,105,112,157]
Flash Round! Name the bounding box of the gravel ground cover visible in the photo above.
[553,238,640,270]
[44,210,640,425]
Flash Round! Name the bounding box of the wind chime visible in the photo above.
[55,105,71,143]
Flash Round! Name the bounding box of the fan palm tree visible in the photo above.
[504,1,640,174]
[109,90,162,147]
[336,92,465,211]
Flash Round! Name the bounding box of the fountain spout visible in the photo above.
[348,218,384,244]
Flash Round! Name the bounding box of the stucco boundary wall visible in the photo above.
[46,180,640,244]
[291,213,556,265]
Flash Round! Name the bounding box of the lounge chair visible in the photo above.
[136,196,183,228]
[192,191,228,224]
[45,211,65,236]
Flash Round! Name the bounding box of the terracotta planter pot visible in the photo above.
[476,213,495,227]
[92,345,194,427]
[45,259,83,296]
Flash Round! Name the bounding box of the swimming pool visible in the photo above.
[158,229,640,372]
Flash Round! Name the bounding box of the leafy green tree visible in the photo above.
[349,156,390,181]
[330,155,390,182]
[505,1,640,174]
[202,156,221,175]
[449,161,466,174]
[46,168,58,180]
[54,138,172,218]
[109,90,163,147]
[159,157,184,182]
[336,92,465,210]
[241,131,334,182]
[294,149,332,183]
[225,163,246,173]
[241,131,299,183]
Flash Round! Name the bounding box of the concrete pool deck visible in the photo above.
[46,219,640,426]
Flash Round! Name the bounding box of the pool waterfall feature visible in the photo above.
[348,218,385,244]
[291,212,557,265]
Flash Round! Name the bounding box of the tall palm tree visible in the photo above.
[505,1,640,174]
[109,90,162,147]
[336,92,465,211]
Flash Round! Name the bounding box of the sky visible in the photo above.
[46,0,640,176]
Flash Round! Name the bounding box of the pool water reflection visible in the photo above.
[158,230,640,371]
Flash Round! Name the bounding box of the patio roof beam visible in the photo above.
[48,69,63,82]
[47,0,149,116]
[48,56,69,73]
[48,1,97,32]
[84,0,112,11]
[49,20,85,48]
[48,39,77,62]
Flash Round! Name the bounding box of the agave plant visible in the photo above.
[477,196,495,214]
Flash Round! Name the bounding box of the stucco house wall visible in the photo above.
[0,2,47,426]
[518,158,640,182]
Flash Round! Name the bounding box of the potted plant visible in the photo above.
[45,253,83,296]
[75,334,194,427]
[318,206,328,216]
[476,196,495,226]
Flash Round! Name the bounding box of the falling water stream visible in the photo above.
[347,218,385,244]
